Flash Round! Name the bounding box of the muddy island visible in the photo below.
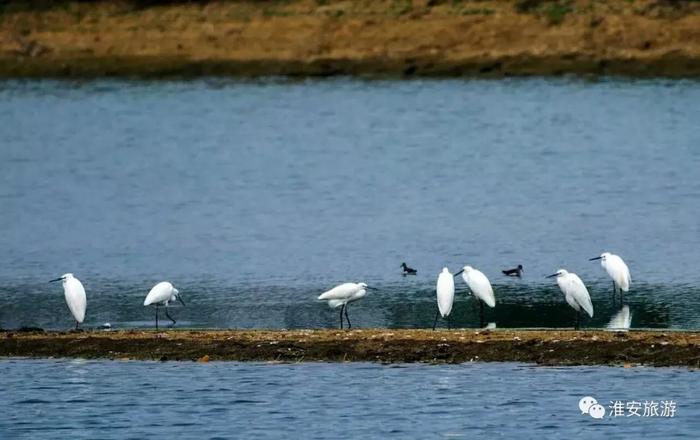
[2,329,699,366]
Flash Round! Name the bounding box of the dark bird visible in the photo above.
[401,262,417,276]
[502,264,523,277]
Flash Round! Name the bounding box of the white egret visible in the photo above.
[590,252,631,302]
[606,305,632,331]
[144,281,185,330]
[49,273,86,329]
[318,282,374,329]
[546,269,594,329]
[433,268,455,330]
[454,266,496,328]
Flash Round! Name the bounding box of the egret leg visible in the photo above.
[75,320,79,330]
[575,310,580,330]
[344,305,352,329]
[165,307,177,326]
[155,305,159,331]
[620,290,624,305]
[339,304,344,329]
[480,301,484,328]
[433,309,439,330]
[447,315,451,330]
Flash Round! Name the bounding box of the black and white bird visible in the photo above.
[401,262,417,276]
[502,264,523,277]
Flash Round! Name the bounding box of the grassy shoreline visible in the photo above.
[2,0,700,78]
[2,329,699,366]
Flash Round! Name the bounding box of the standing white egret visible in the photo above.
[590,252,631,302]
[49,273,86,329]
[318,282,374,329]
[546,269,594,329]
[454,266,496,328]
[144,282,185,330]
[433,268,455,330]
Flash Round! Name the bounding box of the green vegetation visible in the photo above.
[543,1,572,24]
[459,7,495,15]
[514,0,573,25]
[390,0,413,17]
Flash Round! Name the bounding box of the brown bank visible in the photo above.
[1,0,700,78]
[2,329,700,367]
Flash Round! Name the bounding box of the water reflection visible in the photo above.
[0,280,691,330]
[606,305,632,331]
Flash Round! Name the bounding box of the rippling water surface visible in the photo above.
[1,78,699,330]
[1,360,698,439]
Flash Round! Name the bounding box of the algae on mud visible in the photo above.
[1,329,699,367]
[2,0,700,78]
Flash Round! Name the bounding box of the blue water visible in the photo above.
[0,359,697,439]
[1,78,699,330]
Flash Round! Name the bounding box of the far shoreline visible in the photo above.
[2,1,700,79]
[3,55,700,79]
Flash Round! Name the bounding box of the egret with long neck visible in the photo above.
[49,273,87,330]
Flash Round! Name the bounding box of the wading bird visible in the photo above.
[589,252,631,303]
[318,282,373,329]
[454,266,496,328]
[144,281,185,330]
[546,269,593,329]
[433,268,455,330]
[49,273,87,330]
[401,262,417,276]
[502,264,523,277]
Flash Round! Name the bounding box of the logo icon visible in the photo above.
[579,396,606,419]
[579,396,597,414]
[589,404,606,419]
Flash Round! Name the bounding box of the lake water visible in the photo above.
[0,359,697,439]
[1,78,699,330]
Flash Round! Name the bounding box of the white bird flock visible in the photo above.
[45,250,633,331]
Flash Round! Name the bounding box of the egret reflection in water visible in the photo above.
[0,279,682,330]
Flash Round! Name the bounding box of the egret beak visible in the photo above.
[177,295,186,306]
[545,273,558,278]
[365,286,378,291]
[453,269,464,277]
[49,277,64,283]
[589,256,602,261]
